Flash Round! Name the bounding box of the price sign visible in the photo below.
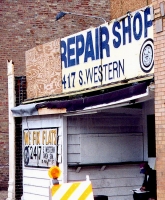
[23,128,57,168]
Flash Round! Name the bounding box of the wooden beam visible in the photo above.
[38,107,66,115]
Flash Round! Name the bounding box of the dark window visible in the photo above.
[147,115,156,157]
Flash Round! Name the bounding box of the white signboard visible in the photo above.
[61,6,153,93]
[23,128,57,168]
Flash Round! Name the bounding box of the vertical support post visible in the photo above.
[62,116,67,183]
[7,60,15,200]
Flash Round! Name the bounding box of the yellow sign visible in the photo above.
[23,128,57,168]
[51,181,94,200]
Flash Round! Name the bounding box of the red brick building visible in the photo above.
[153,0,165,199]
[5,1,165,200]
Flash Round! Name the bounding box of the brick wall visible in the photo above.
[110,0,151,19]
[153,0,165,199]
[0,132,8,190]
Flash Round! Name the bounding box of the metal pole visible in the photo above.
[56,11,106,23]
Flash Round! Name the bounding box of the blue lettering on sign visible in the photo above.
[100,26,110,59]
[144,7,152,37]
[122,16,131,45]
[94,66,98,83]
[67,36,75,67]
[133,12,142,40]
[62,59,125,90]
[95,28,100,60]
[98,65,103,82]
[113,21,121,48]
[79,70,83,86]
[61,27,111,68]
[86,68,93,84]
[84,31,95,62]
[61,40,67,68]
[76,34,84,65]
[61,7,152,70]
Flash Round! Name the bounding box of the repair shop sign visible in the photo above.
[61,6,154,93]
[23,128,57,168]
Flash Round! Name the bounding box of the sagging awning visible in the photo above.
[11,82,151,117]
[11,103,38,117]
[36,82,149,110]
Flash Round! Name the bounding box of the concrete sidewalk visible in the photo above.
[0,190,7,200]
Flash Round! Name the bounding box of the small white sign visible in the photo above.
[23,128,57,168]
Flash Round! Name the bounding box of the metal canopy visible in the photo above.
[11,103,38,117]
[11,82,150,117]
[36,82,149,111]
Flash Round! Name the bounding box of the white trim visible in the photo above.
[84,88,149,110]
[61,116,68,183]
[7,60,15,200]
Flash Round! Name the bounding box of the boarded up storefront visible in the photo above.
[10,6,155,200]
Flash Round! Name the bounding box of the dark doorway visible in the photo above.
[147,115,156,157]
